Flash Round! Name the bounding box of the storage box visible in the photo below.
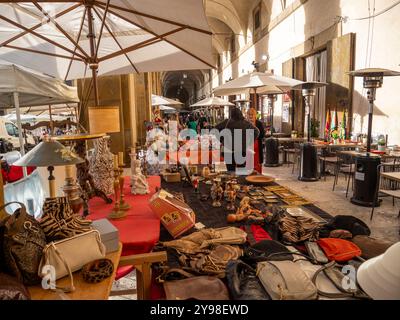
[91,219,120,253]
[162,171,181,183]
[149,189,195,238]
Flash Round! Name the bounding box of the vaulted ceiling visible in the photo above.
[162,0,264,105]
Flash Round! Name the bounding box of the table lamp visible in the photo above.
[292,82,328,181]
[346,68,400,207]
[14,136,84,198]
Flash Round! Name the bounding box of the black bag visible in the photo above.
[1,202,46,285]
[242,240,294,267]
[226,260,270,300]
[319,215,370,238]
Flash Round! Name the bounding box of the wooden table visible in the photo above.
[338,150,400,159]
[313,142,358,149]
[28,244,122,300]
[277,137,306,143]
[381,171,400,183]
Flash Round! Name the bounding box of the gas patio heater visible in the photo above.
[348,68,400,207]
[257,87,285,167]
[292,81,328,181]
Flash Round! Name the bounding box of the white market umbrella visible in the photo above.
[214,71,303,128]
[190,96,234,108]
[213,72,303,96]
[158,105,176,112]
[0,61,79,176]
[152,94,183,107]
[0,0,214,105]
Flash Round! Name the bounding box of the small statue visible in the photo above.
[131,159,150,195]
[211,180,223,207]
[227,196,263,223]
[225,181,237,211]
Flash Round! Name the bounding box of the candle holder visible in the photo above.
[118,163,130,211]
[109,155,126,220]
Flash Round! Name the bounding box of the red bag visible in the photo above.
[317,238,361,262]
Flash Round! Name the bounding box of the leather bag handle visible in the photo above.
[0,202,28,235]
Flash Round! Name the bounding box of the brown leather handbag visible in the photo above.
[164,275,230,300]
[1,202,46,285]
[0,272,30,300]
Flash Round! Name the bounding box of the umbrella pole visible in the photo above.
[13,92,27,177]
[87,5,99,106]
[48,105,54,135]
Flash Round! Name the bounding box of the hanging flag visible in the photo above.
[325,108,331,140]
[340,110,347,140]
[330,109,336,132]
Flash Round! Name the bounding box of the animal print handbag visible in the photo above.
[40,197,92,242]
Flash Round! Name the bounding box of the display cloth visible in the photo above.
[149,176,333,299]
[87,175,161,279]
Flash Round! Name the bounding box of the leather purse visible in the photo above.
[39,229,106,292]
[0,272,31,300]
[1,202,46,285]
[226,260,270,300]
[164,276,229,300]
[256,260,318,300]
[40,197,92,242]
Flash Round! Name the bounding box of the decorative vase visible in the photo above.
[89,137,114,196]
[333,139,339,145]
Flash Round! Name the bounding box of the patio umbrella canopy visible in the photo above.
[213,72,303,96]
[190,96,234,108]
[152,94,183,107]
[0,0,214,106]
[0,61,79,108]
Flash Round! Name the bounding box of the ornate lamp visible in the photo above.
[292,82,328,181]
[348,68,400,207]
[14,136,84,198]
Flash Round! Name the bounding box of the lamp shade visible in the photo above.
[357,242,400,300]
[14,140,84,167]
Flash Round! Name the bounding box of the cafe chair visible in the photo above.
[371,163,400,221]
[319,148,339,180]
[291,143,302,174]
[332,152,355,198]
[282,141,295,166]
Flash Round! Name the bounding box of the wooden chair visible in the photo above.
[110,251,167,300]
[371,163,400,220]
[319,147,339,180]
[291,143,301,174]
[332,151,355,198]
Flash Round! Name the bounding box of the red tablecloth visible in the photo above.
[87,176,161,278]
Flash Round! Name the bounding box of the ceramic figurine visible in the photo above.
[225,181,237,211]
[88,137,114,195]
[235,196,261,217]
[211,180,223,207]
[131,159,150,195]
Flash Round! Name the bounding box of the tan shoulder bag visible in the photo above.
[39,229,106,292]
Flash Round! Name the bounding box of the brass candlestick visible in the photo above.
[109,156,126,220]
[118,164,130,210]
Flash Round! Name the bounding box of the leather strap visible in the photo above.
[0,202,28,236]
[49,243,76,293]
[244,225,257,246]
[311,262,370,299]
